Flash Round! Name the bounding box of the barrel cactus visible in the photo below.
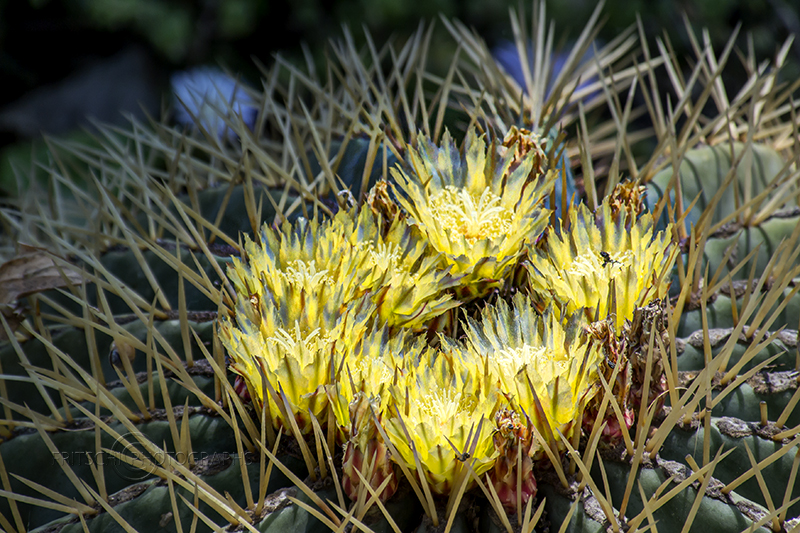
[1,5,799,533]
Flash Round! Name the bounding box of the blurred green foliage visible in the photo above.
[4,0,796,85]
[0,0,797,199]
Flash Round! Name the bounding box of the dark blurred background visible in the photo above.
[1,0,798,195]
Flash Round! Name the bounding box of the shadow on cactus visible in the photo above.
[0,2,799,533]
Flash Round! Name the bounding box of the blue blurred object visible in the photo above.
[171,67,257,139]
[492,40,598,100]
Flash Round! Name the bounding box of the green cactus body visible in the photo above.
[645,143,791,228]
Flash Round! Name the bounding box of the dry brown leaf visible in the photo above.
[0,246,84,306]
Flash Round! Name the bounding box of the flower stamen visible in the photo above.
[429,186,513,243]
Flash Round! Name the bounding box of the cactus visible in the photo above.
[1,4,799,533]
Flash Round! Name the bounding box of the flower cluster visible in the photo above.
[220,127,677,514]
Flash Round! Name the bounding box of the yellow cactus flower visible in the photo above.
[226,208,459,332]
[224,213,363,334]
[384,348,500,495]
[356,214,462,330]
[328,325,424,433]
[453,293,603,452]
[220,211,371,435]
[330,326,425,502]
[219,293,374,435]
[526,196,677,333]
[390,128,554,300]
